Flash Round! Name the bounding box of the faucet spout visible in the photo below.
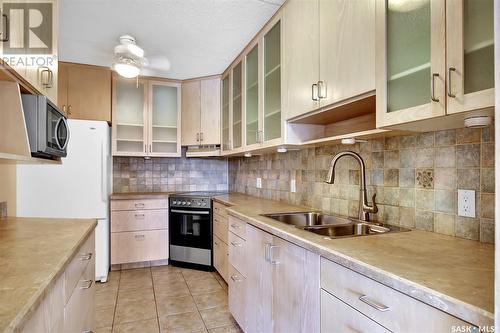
[325,151,378,221]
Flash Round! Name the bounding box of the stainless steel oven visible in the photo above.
[169,194,213,270]
[21,94,69,158]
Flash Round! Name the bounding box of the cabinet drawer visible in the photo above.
[111,199,167,211]
[111,230,168,264]
[213,202,229,218]
[321,289,389,333]
[213,213,228,243]
[228,216,246,239]
[321,258,471,332]
[228,264,246,331]
[65,231,95,304]
[228,231,246,277]
[64,261,95,333]
[213,235,228,282]
[111,209,168,232]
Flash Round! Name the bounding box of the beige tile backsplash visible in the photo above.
[228,126,495,243]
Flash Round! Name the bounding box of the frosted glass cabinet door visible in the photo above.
[149,81,181,156]
[113,78,147,155]
[446,0,495,114]
[232,62,243,149]
[376,0,446,127]
[263,20,281,142]
[246,44,260,146]
[221,75,230,151]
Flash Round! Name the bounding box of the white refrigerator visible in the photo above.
[17,119,112,282]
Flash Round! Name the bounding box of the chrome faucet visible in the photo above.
[325,151,378,222]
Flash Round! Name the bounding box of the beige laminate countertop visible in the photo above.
[110,192,174,200]
[213,193,494,325]
[0,217,97,333]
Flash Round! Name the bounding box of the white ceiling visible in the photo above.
[59,0,284,80]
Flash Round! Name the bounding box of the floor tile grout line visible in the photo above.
[148,267,162,333]
[111,270,121,331]
[182,270,211,331]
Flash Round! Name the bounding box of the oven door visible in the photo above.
[169,209,212,249]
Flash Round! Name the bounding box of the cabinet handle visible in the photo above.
[230,223,240,229]
[230,241,241,247]
[39,66,53,88]
[80,252,92,261]
[135,203,145,208]
[358,295,390,312]
[200,132,204,142]
[1,13,9,42]
[230,274,243,282]
[269,245,280,265]
[317,80,326,99]
[62,105,67,114]
[134,234,145,240]
[80,279,93,289]
[134,213,145,219]
[82,330,93,333]
[447,67,456,98]
[311,83,319,101]
[149,145,152,153]
[144,144,147,153]
[214,241,219,246]
[67,105,72,115]
[196,133,200,142]
[431,73,440,102]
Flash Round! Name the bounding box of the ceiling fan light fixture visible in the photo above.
[113,59,140,78]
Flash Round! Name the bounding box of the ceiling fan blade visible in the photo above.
[145,55,171,72]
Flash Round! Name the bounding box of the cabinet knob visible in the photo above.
[67,105,72,115]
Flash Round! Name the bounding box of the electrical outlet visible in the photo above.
[256,177,262,189]
[290,179,296,193]
[458,189,476,218]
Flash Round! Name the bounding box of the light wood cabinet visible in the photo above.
[110,198,169,265]
[181,77,221,146]
[58,62,111,122]
[230,220,320,333]
[213,235,228,282]
[112,77,181,157]
[283,0,375,121]
[213,202,229,283]
[376,0,494,128]
[228,264,246,330]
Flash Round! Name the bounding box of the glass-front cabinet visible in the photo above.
[112,77,181,157]
[446,0,495,114]
[376,0,446,127]
[221,75,231,152]
[232,62,243,150]
[377,0,494,128]
[245,44,260,147]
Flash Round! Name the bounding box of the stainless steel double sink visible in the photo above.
[261,212,410,239]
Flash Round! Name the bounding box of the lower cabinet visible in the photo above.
[21,229,96,333]
[228,217,320,333]
[213,235,228,281]
[213,202,230,282]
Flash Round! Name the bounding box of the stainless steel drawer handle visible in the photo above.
[134,213,145,219]
[134,234,145,240]
[80,279,93,289]
[80,252,92,261]
[448,67,456,98]
[230,275,243,282]
[230,223,240,229]
[431,73,440,102]
[269,245,280,265]
[1,13,9,42]
[359,295,390,312]
[82,330,93,333]
[134,203,145,208]
[230,241,241,247]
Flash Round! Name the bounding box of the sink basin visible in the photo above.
[261,212,410,239]
[261,212,350,227]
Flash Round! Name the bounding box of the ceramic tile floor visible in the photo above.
[95,266,242,333]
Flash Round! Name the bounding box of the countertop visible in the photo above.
[0,217,97,333]
[213,193,494,325]
[110,192,173,200]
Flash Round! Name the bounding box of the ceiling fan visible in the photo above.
[112,35,171,78]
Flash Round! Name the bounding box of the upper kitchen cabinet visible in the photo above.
[221,74,231,152]
[283,0,375,121]
[245,43,260,148]
[446,0,495,114]
[112,76,181,157]
[232,61,243,150]
[376,0,446,128]
[377,0,494,128]
[181,76,221,147]
[58,62,111,122]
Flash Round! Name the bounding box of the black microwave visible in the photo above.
[21,94,69,158]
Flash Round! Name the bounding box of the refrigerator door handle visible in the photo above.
[101,139,106,202]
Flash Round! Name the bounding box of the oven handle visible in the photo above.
[170,209,210,215]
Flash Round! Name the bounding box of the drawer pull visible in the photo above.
[80,279,93,289]
[134,234,146,240]
[134,203,145,208]
[230,223,240,229]
[215,241,219,246]
[359,295,389,312]
[230,274,243,282]
[230,241,242,247]
[80,252,93,261]
[82,330,93,333]
[134,213,145,219]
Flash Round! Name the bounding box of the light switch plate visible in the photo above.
[458,189,475,218]
[256,177,262,189]
[290,179,296,193]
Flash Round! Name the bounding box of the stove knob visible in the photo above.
[187,202,191,206]
[172,201,177,205]
[181,201,186,205]
[197,202,202,206]
[201,202,207,206]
